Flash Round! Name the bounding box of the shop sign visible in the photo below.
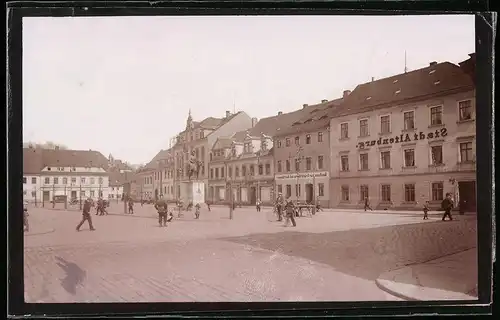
[275,171,329,180]
[356,128,448,150]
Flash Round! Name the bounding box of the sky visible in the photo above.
[22,15,475,164]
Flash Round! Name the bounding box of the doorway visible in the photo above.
[305,184,314,204]
[250,187,256,205]
[43,191,50,201]
[458,181,476,212]
[71,190,77,200]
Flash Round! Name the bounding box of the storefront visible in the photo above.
[274,171,330,207]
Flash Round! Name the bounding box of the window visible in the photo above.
[318,132,323,142]
[430,106,443,125]
[285,138,291,147]
[81,191,86,198]
[53,177,59,184]
[295,137,300,145]
[249,165,254,176]
[99,177,103,184]
[200,131,205,139]
[404,111,415,130]
[318,183,325,196]
[306,157,312,170]
[277,140,282,148]
[381,151,391,169]
[286,160,291,172]
[295,184,301,197]
[257,164,263,175]
[201,165,205,175]
[340,123,349,139]
[210,168,214,179]
[286,184,292,198]
[23,190,27,195]
[62,177,68,184]
[31,177,36,184]
[31,191,36,197]
[380,115,391,134]
[228,167,233,177]
[360,185,369,200]
[306,134,311,144]
[404,184,416,202]
[277,161,282,173]
[235,167,240,177]
[359,153,369,170]
[81,177,86,184]
[341,186,350,201]
[221,167,225,178]
[459,100,473,121]
[381,184,391,202]
[90,190,95,197]
[242,166,247,177]
[359,119,369,137]
[431,146,443,165]
[341,155,349,172]
[460,142,474,162]
[432,182,444,201]
[404,149,415,167]
[277,184,283,194]
[295,159,300,171]
[317,156,324,170]
[201,146,205,160]
[265,163,271,175]
[23,177,27,184]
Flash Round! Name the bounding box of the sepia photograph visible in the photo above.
[21,14,480,304]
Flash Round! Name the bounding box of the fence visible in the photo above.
[27,185,106,211]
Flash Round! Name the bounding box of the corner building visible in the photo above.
[329,58,476,211]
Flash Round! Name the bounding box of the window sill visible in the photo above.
[358,168,370,172]
[358,135,370,139]
[428,124,445,129]
[340,200,351,203]
[339,137,350,141]
[379,132,392,136]
[458,161,476,165]
[401,128,417,133]
[340,169,350,173]
[429,163,445,167]
[402,166,417,169]
[379,167,392,171]
[401,201,417,205]
[457,118,474,124]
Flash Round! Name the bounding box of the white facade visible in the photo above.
[109,185,124,200]
[23,175,42,203]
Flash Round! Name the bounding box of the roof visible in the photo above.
[23,148,43,174]
[108,172,129,186]
[335,61,474,118]
[213,137,234,150]
[145,149,172,169]
[274,98,344,137]
[179,111,244,135]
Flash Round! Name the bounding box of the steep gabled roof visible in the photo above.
[335,61,474,118]
[40,149,109,170]
[145,149,172,169]
[23,148,44,174]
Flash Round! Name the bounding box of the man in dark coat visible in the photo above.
[77,198,96,231]
[441,193,454,221]
[284,196,297,227]
[275,193,284,221]
[155,195,169,227]
[128,198,134,214]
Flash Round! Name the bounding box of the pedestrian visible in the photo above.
[364,197,373,211]
[315,196,322,213]
[76,198,96,231]
[441,193,454,221]
[23,201,29,232]
[194,203,201,219]
[275,193,284,221]
[284,196,297,227]
[423,201,430,220]
[128,198,134,214]
[166,211,174,222]
[154,195,168,227]
[206,200,211,212]
[256,199,261,212]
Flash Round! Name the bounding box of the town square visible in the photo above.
[21,15,479,303]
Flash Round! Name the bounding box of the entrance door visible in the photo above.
[250,187,256,205]
[71,190,77,200]
[458,181,476,212]
[305,184,313,204]
[43,191,50,201]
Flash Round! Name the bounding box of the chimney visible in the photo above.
[371,77,375,82]
[321,99,328,103]
[225,110,231,118]
[278,111,283,116]
[343,90,351,98]
[302,104,308,109]
[430,61,437,66]
[251,117,258,128]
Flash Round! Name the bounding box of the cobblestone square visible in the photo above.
[24,205,477,303]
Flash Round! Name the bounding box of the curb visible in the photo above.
[24,228,56,236]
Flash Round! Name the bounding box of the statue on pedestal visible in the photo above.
[188,150,203,181]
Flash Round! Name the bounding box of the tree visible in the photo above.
[23,141,68,150]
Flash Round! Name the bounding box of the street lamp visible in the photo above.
[256,151,261,204]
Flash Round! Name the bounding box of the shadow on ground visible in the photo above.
[220,218,477,293]
[55,256,87,295]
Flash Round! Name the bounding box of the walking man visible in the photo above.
[275,192,284,221]
[364,197,373,211]
[155,195,169,227]
[441,193,454,221]
[256,199,261,212]
[194,203,201,219]
[128,198,134,214]
[23,201,29,232]
[284,196,297,227]
[423,201,430,220]
[77,198,96,231]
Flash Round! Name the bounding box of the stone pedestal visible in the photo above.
[182,180,205,205]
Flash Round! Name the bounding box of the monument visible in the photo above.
[185,150,205,206]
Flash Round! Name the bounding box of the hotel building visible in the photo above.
[329,57,476,211]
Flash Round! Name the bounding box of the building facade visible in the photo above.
[329,60,476,211]
[23,148,111,203]
[209,131,275,205]
[273,98,345,207]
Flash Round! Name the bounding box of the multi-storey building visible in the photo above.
[131,167,155,201]
[329,58,476,211]
[272,97,346,207]
[171,110,253,202]
[23,147,110,203]
[144,149,175,201]
[208,119,276,205]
